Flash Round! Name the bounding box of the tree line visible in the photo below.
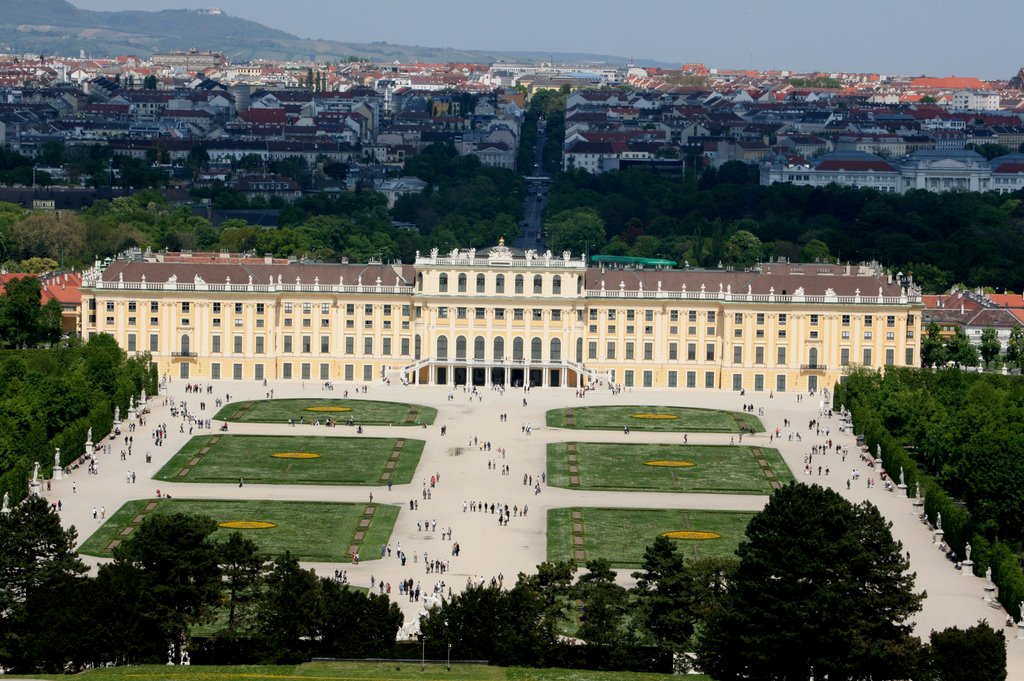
[0,335,156,506]
[541,166,1024,293]
[837,366,1024,630]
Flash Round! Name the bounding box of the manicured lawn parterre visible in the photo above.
[153,434,424,486]
[215,398,437,426]
[29,661,697,680]
[78,498,398,563]
[547,442,792,494]
[548,507,755,568]
[546,405,762,433]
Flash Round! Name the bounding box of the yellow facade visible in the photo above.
[81,248,922,392]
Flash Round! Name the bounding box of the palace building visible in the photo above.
[80,243,923,392]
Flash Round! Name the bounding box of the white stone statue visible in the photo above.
[876,444,882,459]
[114,406,120,423]
[54,448,61,469]
[899,467,905,486]
[915,481,921,500]
[129,395,135,411]
[965,543,972,561]
[140,389,147,405]
[87,427,93,443]
[1,492,9,513]
[987,567,992,583]
[936,513,942,531]
[31,461,40,484]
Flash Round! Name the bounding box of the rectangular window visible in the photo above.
[284,336,293,353]
[128,301,137,312]
[606,342,616,360]
[776,375,786,392]
[687,343,696,361]
[732,374,742,391]
[475,308,486,320]
[624,370,634,387]
[438,307,448,319]
[105,301,114,312]
[150,334,159,352]
[864,331,873,340]
[321,335,329,353]
[668,371,678,387]
[734,312,743,325]
[256,303,265,314]
[150,302,159,313]
[686,371,697,388]
[235,303,243,314]
[456,307,467,320]
[906,348,914,365]
[608,310,617,321]
[841,348,850,366]
[254,364,264,381]
[320,363,329,380]
[645,310,654,322]
[283,363,292,379]
[756,313,765,325]
[401,338,410,356]
[302,336,311,353]
[256,336,265,354]
[643,370,653,387]
[212,336,222,353]
[625,342,635,360]
[885,348,895,366]
[777,346,786,365]
[688,311,697,322]
[810,314,818,326]
[842,314,850,326]
[234,363,243,380]
[363,365,373,381]
[322,303,331,315]
[590,309,598,321]
[285,303,293,313]
[864,315,873,327]
[644,343,653,361]
[233,335,242,353]
[755,346,765,364]
[301,363,310,380]
[364,337,373,355]
[733,345,743,364]
[707,311,716,323]
[344,364,354,381]
[552,310,562,321]
[383,338,392,355]
[127,333,136,352]
[754,374,764,392]
[778,313,787,325]
[211,363,220,380]
[705,371,715,388]
[494,309,505,320]
[532,309,543,321]
[345,336,354,354]
[887,315,896,328]
[668,342,678,360]
[513,309,524,320]
[863,348,872,366]
[303,303,312,315]
[588,342,598,360]
[706,343,715,361]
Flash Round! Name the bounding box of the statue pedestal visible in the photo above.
[897,482,907,490]
[1017,623,1024,640]
[912,497,923,507]
[984,584,996,602]
[874,458,883,468]
[934,529,944,543]
[128,408,137,421]
[29,481,41,497]
[54,467,62,481]
[962,560,974,574]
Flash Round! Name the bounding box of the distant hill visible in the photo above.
[0,0,661,67]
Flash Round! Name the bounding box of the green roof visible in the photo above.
[590,255,678,267]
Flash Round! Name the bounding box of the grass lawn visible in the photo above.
[215,398,436,426]
[78,499,398,563]
[547,442,792,494]
[548,507,754,568]
[29,661,695,680]
[153,434,424,486]
[28,659,696,675]
[546,405,762,433]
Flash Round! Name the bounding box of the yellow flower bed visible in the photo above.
[271,452,322,459]
[304,406,353,413]
[662,530,721,540]
[644,460,696,467]
[219,521,277,530]
[631,413,679,419]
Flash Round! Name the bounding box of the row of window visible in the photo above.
[107,300,414,317]
[431,273,568,295]
[193,362,376,383]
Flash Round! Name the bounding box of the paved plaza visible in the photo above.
[41,378,1022,673]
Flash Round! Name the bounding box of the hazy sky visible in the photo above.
[71,0,1022,79]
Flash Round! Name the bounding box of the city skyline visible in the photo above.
[69,0,1023,79]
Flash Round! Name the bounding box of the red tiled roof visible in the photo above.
[815,159,896,172]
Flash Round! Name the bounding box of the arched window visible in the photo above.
[531,337,543,361]
[495,274,505,294]
[493,336,505,360]
[474,336,485,360]
[550,338,562,361]
[457,273,467,293]
[455,336,467,360]
[533,275,543,294]
[180,334,191,354]
[513,337,524,360]
[414,335,422,360]
[576,337,583,362]
[476,273,486,293]
[808,347,818,368]
[416,272,423,291]
[553,275,562,295]
[515,275,524,294]
[436,336,448,360]
[439,273,448,293]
